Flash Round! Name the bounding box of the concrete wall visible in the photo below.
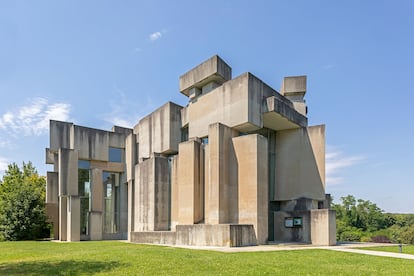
[134,156,170,231]
[273,211,311,243]
[274,125,325,201]
[179,55,232,96]
[136,102,182,159]
[177,140,204,224]
[205,123,239,224]
[50,120,73,151]
[233,134,269,244]
[311,209,337,245]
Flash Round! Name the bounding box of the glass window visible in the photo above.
[78,165,90,236]
[109,147,123,163]
[78,160,90,169]
[103,172,120,233]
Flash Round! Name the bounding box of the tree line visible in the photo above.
[333,195,414,244]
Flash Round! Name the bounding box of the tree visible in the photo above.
[0,162,50,240]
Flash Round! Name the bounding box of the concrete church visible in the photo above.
[45,55,336,246]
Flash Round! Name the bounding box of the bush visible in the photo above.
[0,162,50,240]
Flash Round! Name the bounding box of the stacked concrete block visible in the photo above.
[46,55,336,247]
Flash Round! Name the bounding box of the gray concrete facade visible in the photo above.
[46,55,336,246]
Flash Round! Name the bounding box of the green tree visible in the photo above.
[333,195,390,241]
[0,162,50,240]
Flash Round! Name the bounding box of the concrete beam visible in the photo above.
[179,55,232,96]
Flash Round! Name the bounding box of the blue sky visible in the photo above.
[0,1,413,213]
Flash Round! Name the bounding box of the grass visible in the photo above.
[361,245,414,255]
[0,241,413,275]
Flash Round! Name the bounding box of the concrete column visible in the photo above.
[46,172,59,204]
[135,156,170,231]
[177,140,203,224]
[125,133,137,182]
[46,171,59,239]
[170,156,179,230]
[127,179,134,241]
[233,134,268,244]
[58,148,78,241]
[90,168,103,240]
[205,123,238,224]
[59,196,67,241]
[310,209,337,246]
[67,196,80,241]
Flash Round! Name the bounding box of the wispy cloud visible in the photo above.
[0,98,71,136]
[149,31,162,41]
[102,85,156,128]
[326,146,364,186]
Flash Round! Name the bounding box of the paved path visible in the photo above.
[163,242,414,260]
[327,247,414,260]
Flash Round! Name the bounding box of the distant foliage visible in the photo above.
[333,195,414,244]
[0,162,50,241]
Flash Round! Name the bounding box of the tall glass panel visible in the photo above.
[78,160,90,236]
[103,172,120,233]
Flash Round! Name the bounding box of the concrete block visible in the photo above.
[233,134,268,244]
[275,126,325,201]
[177,140,203,224]
[205,123,238,224]
[125,134,137,182]
[281,76,307,95]
[134,156,170,231]
[175,224,257,247]
[50,120,73,151]
[130,231,177,245]
[72,125,109,161]
[67,196,80,241]
[91,168,103,211]
[45,203,59,240]
[180,55,232,96]
[311,209,336,246]
[89,211,103,240]
[137,102,182,159]
[59,196,68,241]
[46,172,59,204]
[58,149,78,196]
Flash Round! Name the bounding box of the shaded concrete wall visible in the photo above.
[170,155,179,230]
[134,156,170,231]
[274,210,311,243]
[205,123,239,224]
[233,134,268,244]
[275,125,325,201]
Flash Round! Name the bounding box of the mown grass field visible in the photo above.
[0,241,413,275]
[362,245,414,255]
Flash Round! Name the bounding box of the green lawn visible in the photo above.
[362,245,414,255]
[0,241,413,275]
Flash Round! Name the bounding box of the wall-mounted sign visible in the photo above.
[285,217,303,228]
[293,217,303,226]
[284,218,294,228]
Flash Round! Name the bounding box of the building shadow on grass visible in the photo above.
[0,260,120,275]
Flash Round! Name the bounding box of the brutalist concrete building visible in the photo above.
[45,55,336,246]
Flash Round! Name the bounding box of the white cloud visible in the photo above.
[326,146,364,186]
[149,31,162,41]
[0,98,71,136]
